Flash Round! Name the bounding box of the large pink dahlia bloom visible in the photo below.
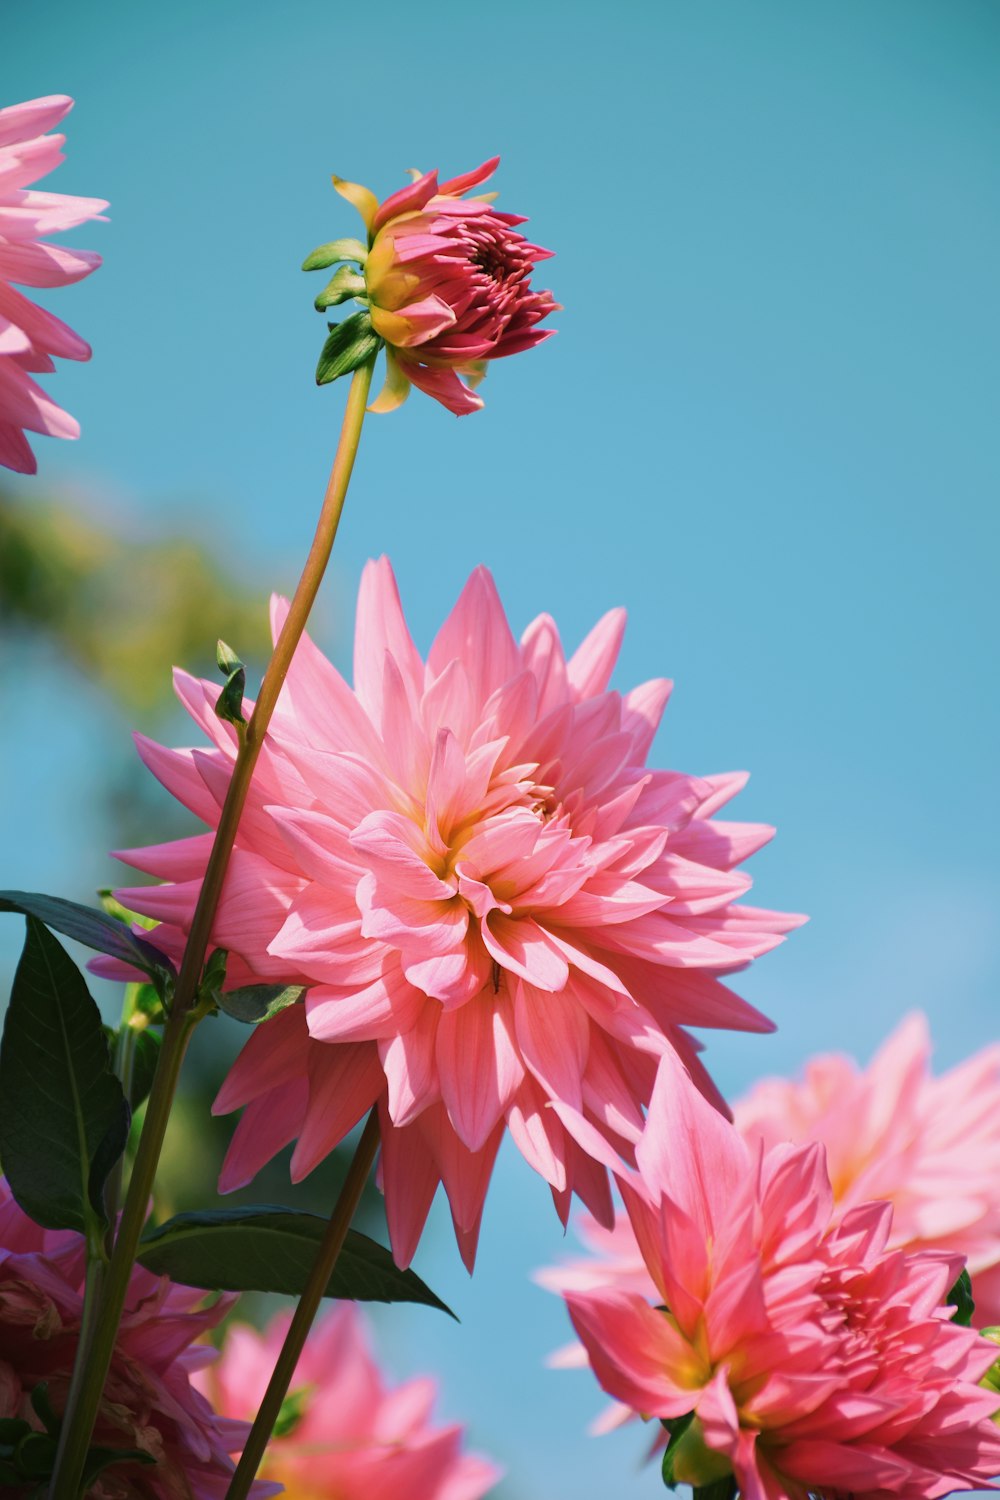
[0,1176,273,1499]
[564,1054,1000,1500]
[196,1302,500,1500]
[0,95,106,474]
[735,1013,1000,1323]
[341,157,557,414]
[114,559,801,1269]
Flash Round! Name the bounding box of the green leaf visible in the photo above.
[949,1268,975,1326]
[314,265,367,311]
[315,310,381,386]
[302,236,367,271]
[214,982,306,1024]
[137,1206,455,1317]
[661,1412,694,1489]
[0,891,172,978]
[128,1028,161,1111]
[0,919,131,1234]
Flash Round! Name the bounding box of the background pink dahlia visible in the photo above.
[114,558,802,1268]
[0,1176,272,1499]
[196,1301,500,1500]
[0,95,105,475]
[734,1012,1000,1323]
[564,1053,1000,1500]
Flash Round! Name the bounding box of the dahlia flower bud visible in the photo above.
[303,158,557,415]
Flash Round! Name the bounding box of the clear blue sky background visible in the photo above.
[3,2,999,1496]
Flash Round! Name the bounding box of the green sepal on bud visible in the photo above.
[315,265,367,311]
[215,639,246,730]
[949,1268,976,1327]
[315,309,382,386]
[980,1327,1000,1408]
[660,1413,734,1494]
[302,236,368,272]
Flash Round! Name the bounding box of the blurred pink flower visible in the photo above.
[196,1302,499,1500]
[563,1052,1000,1500]
[735,1013,1000,1323]
[339,157,557,414]
[112,558,801,1269]
[0,95,106,475]
[0,1176,272,1499]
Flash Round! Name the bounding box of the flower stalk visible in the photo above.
[224,1108,382,1500]
[48,356,375,1500]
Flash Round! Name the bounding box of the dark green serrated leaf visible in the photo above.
[137,1206,455,1317]
[949,1268,975,1326]
[0,1417,30,1446]
[215,983,306,1024]
[315,311,381,386]
[0,891,172,977]
[0,919,130,1234]
[128,1028,161,1110]
[302,236,367,271]
[314,265,367,311]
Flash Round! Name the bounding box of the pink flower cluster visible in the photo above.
[562,1052,1000,1500]
[197,1302,499,1500]
[0,95,105,474]
[341,157,558,414]
[112,558,800,1269]
[0,1177,270,1500]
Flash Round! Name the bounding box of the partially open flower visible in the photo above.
[0,95,106,474]
[303,159,557,415]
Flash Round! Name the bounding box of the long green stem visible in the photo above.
[48,358,375,1500]
[225,1108,382,1500]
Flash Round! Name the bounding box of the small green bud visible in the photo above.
[214,640,246,730]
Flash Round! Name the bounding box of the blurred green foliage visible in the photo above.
[0,490,271,716]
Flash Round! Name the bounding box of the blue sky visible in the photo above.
[3,2,1000,1496]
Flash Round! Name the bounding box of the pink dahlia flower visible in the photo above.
[112,558,801,1269]
[336,157,557,414]
[0,1176,273,1499]
[563,1052,1000,1500]
[196,1302,500,1500]
[541,1017,1000,1436]
[0,95,106,475]
[735,1013,1000,1323]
